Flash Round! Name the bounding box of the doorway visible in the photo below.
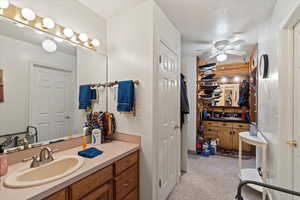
[29,63,73,142]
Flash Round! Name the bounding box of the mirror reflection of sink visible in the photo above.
[4,156,85,188]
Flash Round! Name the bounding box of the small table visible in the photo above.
[239,131,268,200]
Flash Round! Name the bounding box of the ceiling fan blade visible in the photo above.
[225,50,247,56]
[214,40,229,49]
[231,39,246,47]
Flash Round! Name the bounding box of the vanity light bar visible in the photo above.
[0,2,100,50]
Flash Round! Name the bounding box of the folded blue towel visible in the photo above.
[79,85,91,109]
[78,147,103,158]
[117,80,135,112]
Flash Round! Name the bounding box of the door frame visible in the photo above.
[278,2,300,199]
[28,60,75,137]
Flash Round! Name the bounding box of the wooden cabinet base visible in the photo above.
[43,151,139,200]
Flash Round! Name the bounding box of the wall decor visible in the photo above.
[0,2,100,51]
[0,69,3,102]
[259,54,269,79]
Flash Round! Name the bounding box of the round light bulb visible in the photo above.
[216,53,228,62]
[21,8,36,21]
[221,77,228,83]
[42,39,57,53]
[91,39,100,47]
[79,33,88,42]
[234,76,240,82]
[0,0,9,9]
[63,27,74,38]
[42,17,55,29]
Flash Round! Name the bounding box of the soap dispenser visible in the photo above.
[0,145,8,176]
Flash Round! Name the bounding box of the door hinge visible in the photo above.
[159,55,162,64]
[159,179,162,188]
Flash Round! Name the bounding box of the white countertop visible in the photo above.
[0,141,140,200]
[239,131,268,146]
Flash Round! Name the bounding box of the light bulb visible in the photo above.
[217,53,228,62]
[91,39,100,47]
[42,17,55,29]
[221,77,228,83]
[0,0,9,9]
[42,39,57,53]
[21,8,36,21]
[79,33,88,42]
[234,76,240,82]
[63,27,74,38]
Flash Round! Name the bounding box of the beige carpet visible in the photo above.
[167,154,262,200]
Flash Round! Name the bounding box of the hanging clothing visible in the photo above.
[238,80,250,107]
[181,74,190,128]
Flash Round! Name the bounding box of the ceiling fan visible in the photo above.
[197,39,247,62]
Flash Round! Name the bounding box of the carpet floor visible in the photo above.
[167,154,262,200]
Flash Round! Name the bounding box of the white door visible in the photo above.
[293,21,300,199]
[30,64,72,142]
[158,42,180,200]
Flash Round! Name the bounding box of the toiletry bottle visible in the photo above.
[81,136,88,150]
[0,145,8,176]
[92,129,102,145]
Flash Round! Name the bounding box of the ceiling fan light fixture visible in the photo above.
[217,53,228,62]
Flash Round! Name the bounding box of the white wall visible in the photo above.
[107,1,155,199]
[257,0,300,199]
[181,56,197,152]
[0,34,75,135]
[107,1,181,199]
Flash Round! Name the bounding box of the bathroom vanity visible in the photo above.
[0,140,140,200]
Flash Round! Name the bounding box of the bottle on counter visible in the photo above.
[92,129,102,145]
[0,145,8,176]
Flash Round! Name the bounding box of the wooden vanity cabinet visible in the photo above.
[43,151,139,200]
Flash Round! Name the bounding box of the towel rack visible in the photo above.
[89,82,106,88]
[107,80,140,87]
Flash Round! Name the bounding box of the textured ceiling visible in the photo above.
[77,0,276,58]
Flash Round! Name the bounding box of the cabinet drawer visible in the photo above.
[115,152,138,176]
[205,127,218,133]
[115,165,138,200]
[44,189,67,200]
[70,165,113,200]
[232,123,249,129]
[203,121,218,127]
[124,188,138,200]
[218,122,233,128]
[81,182,113,200]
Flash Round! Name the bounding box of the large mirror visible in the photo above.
[213,84,240,107]
[0,17,107,151]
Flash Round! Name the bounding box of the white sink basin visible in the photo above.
[4,156,85,188]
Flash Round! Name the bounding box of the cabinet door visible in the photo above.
[217,127,233,150]
[232,129,252,152]
[81,182,113,200]
[44,189,67,200]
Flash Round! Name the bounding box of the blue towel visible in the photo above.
[79,85,91,109]
[117,80,135,112]
[78,147,103,158]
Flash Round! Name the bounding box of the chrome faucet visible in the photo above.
[30,147,54,168]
